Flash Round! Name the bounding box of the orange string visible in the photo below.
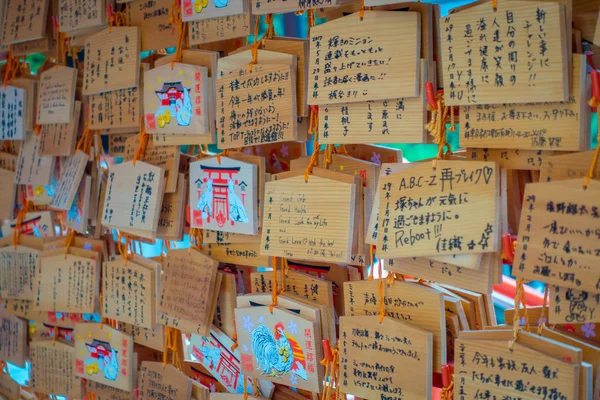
[508,278,524,350]
[307,9,316,37]
[76,121,93,154]
[117,231,129,264]
[492,0,498,10]
[133,117,149,165]
[12,200,35,248]
[304,106,320,181]
[64,229,76,257]
[3,46,14,88]
[169,0,187,69]
[269,256,278,313]
[377,260,386,323]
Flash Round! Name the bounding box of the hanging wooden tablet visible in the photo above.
[0,372,20,399]
[344,279,445,373]
[387,253,495,294]
[89,86,141,131]
[189,156,258,235]
[0,85,26,140]
[441,0,569,105]
[108,134,136,157]
[37,66,77,124]
[0,244,40,300]
[345,143,403,164]
[15,133,56,186]
[59,174,90,233]
[202,242,270,267]
[216,64,297,149]
[159,248,219,336]
[540,150,600,182]
[0,0,49,44]
[213,272,237,338]
[102,259,156,328]
[514,179,600,293]
[339,315,433,399]
[34,250,100,313]
[250,270,336,346]
[101,161,166,239]
[461,55,589,150]
[126,0,177,51]
[40,101,80,156]
[376,161,499,258]
[124,136,180,193]
[139,362,192,400]
[73,323,134,391]
[30,340,82,398]
[158,173,186,241]
[0,168,16,220]
[0,312,28,366]
[144,63,210,136]
[122,323,165,352]
[182,0,247,22]
[466,148,567,170]
[252,0,340,14]
[320,59,429,144]
[83,27,141,95]
[188,12,253,46]
[58,0,106,32]
[234,306,323,392]
[86,380,132,400]
[549,285,600,324]
[308,11,420,105]
[261,169,357,263]
[455,333,579,399]
[50,150,89,210]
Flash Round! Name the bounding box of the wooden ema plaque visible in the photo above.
[344,279,445,373]
[377,161,499,258]
[252,0,340,15]
[261,169,357,263]
[549,285,600,324]
[0,245,40,300]
[540,150,600,182]
[101,161,166,239]
[102,259,156,328]
[181,0,247,22]
[139,362,192,400]
[50,150,89,211]
[339,315,432,399]
[455,333,578,399]
[0,312,28,366]
[127,0,177,51]
[30,340,81,398]
[466,148,569,170]
[86,380,132,400]
[34,252,99,314]
[158,248,219,336]
[189,156,258,235]
[61,174,91,234]
[74,323,134,391]
[89,86,141,131]
[514,180,600,293]
[0,372,20,399]
[0,167,16,220]
[0,0,49,44]
[58,0,106,32]
[188,12,252,46]
[37,65,77,124]
[441,0,569,105]
[308,11,420,105]
[386,253,495,294]
[460,55,589,150]
[234,306,323,392]
[201,241,270,268]
[15,132,55,186]
[40,101,81,156]
[83,27,141,95]
[216,64,297,149]
[0,85,26,140]
[144,63,210,136]
[124,136,180,193]
[213,272,236,338]
[320,59,429,144]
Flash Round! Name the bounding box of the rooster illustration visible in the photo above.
[251,322,308,380]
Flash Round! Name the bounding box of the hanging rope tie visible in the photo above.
[508,278,524,351]
[425,83,452,169]
[133,117,150,166]
[583,70,600,189]
[520,285,530,332]
[108,4,128,30]
[12,199,35,248]
[323,144,335,169]
[248,14,275,73]
[280,258,289,293]
[359,0,367,20]
[269,256,278,313]
[2,46,15,88]
[440,365,454,400]
[169,0,188,69]
[537,285,550,335]
[231,318,239,351]
[492,0,498,11]
[304,106,320,181]
[368,244,376,280]
[76,121,94,155]
[116,231,129,265]
[64,228,76,257]
[163,326,183,369]
[216,149,230,164]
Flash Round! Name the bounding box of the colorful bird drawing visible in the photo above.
[251,322,308,380]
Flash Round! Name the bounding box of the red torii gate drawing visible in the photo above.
[198,165,241,228]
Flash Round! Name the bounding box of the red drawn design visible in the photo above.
[145,114,157,130]
[241,353,253,371]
